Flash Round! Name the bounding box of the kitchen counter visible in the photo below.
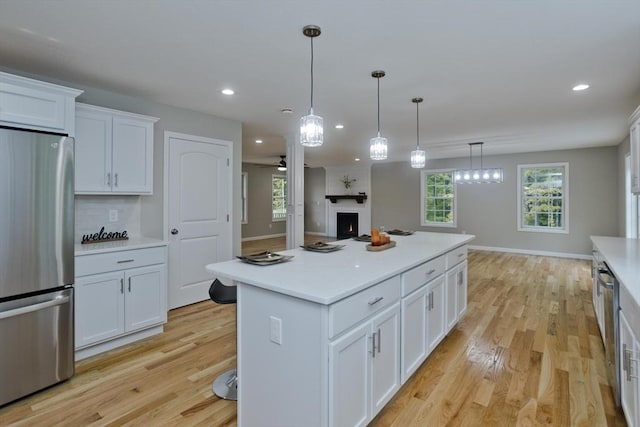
[591,236,640,335]
[74,237,167,256]
[206,231,474,304]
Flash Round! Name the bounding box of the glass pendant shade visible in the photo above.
[370,133,388,160]
[300,108,323,147]
[410,149,426,168]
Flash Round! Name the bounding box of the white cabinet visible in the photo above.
[592,249,606,341]
[630,105,640,194]
[329,303,400,427]
[620,309,640,427]
[75,103,158,194]
[446,259,468,333]
[400,285,429,382]
[0,71,82,135]
[426,276,445,351]
[75,246,167,357]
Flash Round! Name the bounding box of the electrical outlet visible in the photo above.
[269,316,282,345]
[109,209,118,222]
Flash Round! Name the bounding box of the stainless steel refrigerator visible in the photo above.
[0,126,75,406]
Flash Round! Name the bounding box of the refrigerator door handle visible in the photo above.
[0,295,70,320]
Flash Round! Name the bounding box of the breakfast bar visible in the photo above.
[206,231,475,427]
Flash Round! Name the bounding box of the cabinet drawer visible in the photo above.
[75,246,167,277]
[446,245,467,269]
[329,275,400,338]
[401,256,445,297]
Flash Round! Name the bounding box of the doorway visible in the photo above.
[165,131,232,309]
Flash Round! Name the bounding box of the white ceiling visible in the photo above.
[1,1,639,167]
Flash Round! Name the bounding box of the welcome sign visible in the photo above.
[81,226,129,244]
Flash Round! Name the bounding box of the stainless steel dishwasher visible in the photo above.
[597,262,620,406]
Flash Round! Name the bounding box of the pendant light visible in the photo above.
[453,142,504,184]
[370,70,388,160]
[410,97,426,168]
[300,25,323,147]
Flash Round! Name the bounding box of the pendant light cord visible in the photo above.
[377,77,381,135]
[310,36,314,110]
[416,101,420,150]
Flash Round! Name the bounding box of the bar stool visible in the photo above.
[208,278,238,401]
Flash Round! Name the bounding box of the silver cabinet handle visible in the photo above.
[106,172,111,187]
[370,332,377,358]
[368,296,384,306]
[426,269,436,275]
[0,295,69,320]
[114,173,118,187]
[120,278,124,294]
[117,259,135,264]
[128,277,131,292]
[377,328,381,354]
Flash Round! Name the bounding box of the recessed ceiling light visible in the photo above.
[355,158,360,162]
[255,139,263,144]
[221,88,235,95]
[335,124,344,129]
[572,84,589,91]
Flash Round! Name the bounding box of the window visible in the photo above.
[517,163,569,233]
[420,169,456,227]
[272,174,287,221]
[241,172,248,224]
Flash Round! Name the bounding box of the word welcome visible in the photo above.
[81,227,129,244]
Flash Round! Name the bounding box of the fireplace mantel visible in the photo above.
[325,194,367,204]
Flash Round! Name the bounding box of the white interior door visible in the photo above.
[168,133,232,309]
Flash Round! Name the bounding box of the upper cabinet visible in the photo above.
[630,104,640,194]
[75,103,158,195]
[0,71,82,135]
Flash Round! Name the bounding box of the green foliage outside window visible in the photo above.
[424,171,454,224]
[520,166,565,229]
[272,175,287,220]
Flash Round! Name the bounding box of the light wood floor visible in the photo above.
[0,249,627,426]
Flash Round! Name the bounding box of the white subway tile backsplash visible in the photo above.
[75,196,141,243]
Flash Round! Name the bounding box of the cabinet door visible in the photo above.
[427,276,445,352]
[112,116,154,194]
[371,303,400,415]
[329,321,370,427]
[0,80,67,132]
[401,286,428,383]
[75,271,124,348]
[456,260,468,318]
[620,310,639,427]
[445,266,459,333]
[125,264,166,332]
[75,107,112,193]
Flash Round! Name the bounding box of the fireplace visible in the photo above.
[336,212,358,240]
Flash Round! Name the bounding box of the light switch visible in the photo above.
[269,316,282,345]
[109,209,118,222]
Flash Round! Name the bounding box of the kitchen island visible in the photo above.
[206,231,474,427]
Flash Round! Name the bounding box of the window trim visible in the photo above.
[241,172,248,224]
[420,169,457,228]
[271,174,287,222]
[517,162,569,234]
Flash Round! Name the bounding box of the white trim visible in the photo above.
[468,245,590,260]
[242,233,286,242]
[420,169,457,228]
[305,231,328,236]
[241,171,249,225]
[517,162,569,234]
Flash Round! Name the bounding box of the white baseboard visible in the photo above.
[468,245,591,260]
[305,231,328,236]
[242,233,286,242]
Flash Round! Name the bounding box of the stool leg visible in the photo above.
[212,369,237,401]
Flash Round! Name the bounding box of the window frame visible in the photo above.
[420,169,457,228]
[271,174,287,222]
[241,172,248,224]
[517,162,569,234]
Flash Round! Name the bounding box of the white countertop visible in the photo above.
[75,237,167,256]
[591,236,640,335]
[206,232,475,305]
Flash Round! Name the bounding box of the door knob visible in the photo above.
[171,228,179,235]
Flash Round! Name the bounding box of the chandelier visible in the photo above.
[299,25,323,147]
[410,97,426,168]
[453,142,503,184]
[370,70,388,160]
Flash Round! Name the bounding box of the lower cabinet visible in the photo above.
[75,246,167,354]
[426,277,445,351]
[620,309,639,427]
[446,259,468,333]
[329,303,400,427]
